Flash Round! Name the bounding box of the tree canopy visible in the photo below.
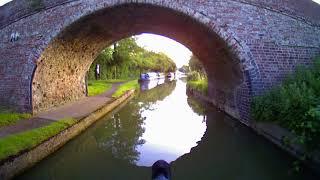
[88,37,177,80]
[188,55,205,74]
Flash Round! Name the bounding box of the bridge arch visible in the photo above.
[1,0,319,124]
[30,2,256,122]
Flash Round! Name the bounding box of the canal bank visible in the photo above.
[186,87,320,174]
[0,86,135,180]
[16,79,317,179]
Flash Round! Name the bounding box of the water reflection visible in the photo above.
[140,78,166,91]
[96,80,207,166]
[17,79,318,180]
[187,96,207,122]
[140,80,158,91]
[136,80,206,166]
[94,80,178,164]
[95,109,145,164]
[172,100,317,180]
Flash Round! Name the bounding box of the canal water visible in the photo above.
[17,79,317,180]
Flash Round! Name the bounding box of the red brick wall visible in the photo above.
[0,0,319,124]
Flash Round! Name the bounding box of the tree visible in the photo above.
[188,55,205,75]
[179,65,190,73]
[89,37,177,80]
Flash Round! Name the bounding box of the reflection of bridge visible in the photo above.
[0,0,320,125]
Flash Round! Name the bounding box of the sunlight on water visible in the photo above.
[136,80,206,166]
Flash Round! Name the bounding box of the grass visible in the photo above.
[251,58,320,152]
[187,78,208,95]
[103,79,130,83]
[0,118,76,161]
[88,80,113,96]
[112,79,139,98]
[0,112,32,127]
[87,79,135,96]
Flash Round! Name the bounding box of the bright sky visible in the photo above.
[0,0,10,6]
[136,33,192,68]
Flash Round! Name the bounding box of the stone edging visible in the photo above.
[187,87,320,174]
[0,90,135,180]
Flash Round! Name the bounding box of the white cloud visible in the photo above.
[136,33,192,68]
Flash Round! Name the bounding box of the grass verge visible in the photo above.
[112,79,139,98]
[0,113,32,127]
[88,79,135,96]
[0,118,76,161]
[88,80,113,96]
[252,57,320,152]
[103,79,130,83]
[187,79,208,95]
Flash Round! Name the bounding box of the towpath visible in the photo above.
[0,82,123,138]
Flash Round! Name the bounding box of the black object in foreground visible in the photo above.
[152,160,171,180]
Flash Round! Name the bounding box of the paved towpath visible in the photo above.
[0,82,123,138]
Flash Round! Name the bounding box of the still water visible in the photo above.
[17,79,317,180]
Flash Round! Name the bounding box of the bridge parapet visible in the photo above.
[237,0,320,25]
[0,0,71,29]
[1,0,320,29]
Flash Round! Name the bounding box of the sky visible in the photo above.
[136,33,192,68]
[0,0,9,6]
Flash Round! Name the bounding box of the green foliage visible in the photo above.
[102,79,129,83]
[187,71,202,81]
[0,112,32,127]
[88,80,113,96]
[252,58,320,151]
[186,55,208,95]
[189,55,204,73]
[88,37,176,80]
[187,79,208,95]
[0,118,76,161]
[112,80,139,98]
[178,65,190,73]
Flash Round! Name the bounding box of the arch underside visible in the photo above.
[32,4,250,120]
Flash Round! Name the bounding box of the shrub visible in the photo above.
[187,79,208,95]
[187,70,208,95]
[187,71,202,81]
[251,57,320,151]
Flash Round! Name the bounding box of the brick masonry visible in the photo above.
[0,0,319,124]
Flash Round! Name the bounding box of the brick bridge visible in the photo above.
[0,0,320,125]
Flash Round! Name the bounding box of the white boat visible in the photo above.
[139,72,165,81]
[166,72,175,78]
[157,73,165,79]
